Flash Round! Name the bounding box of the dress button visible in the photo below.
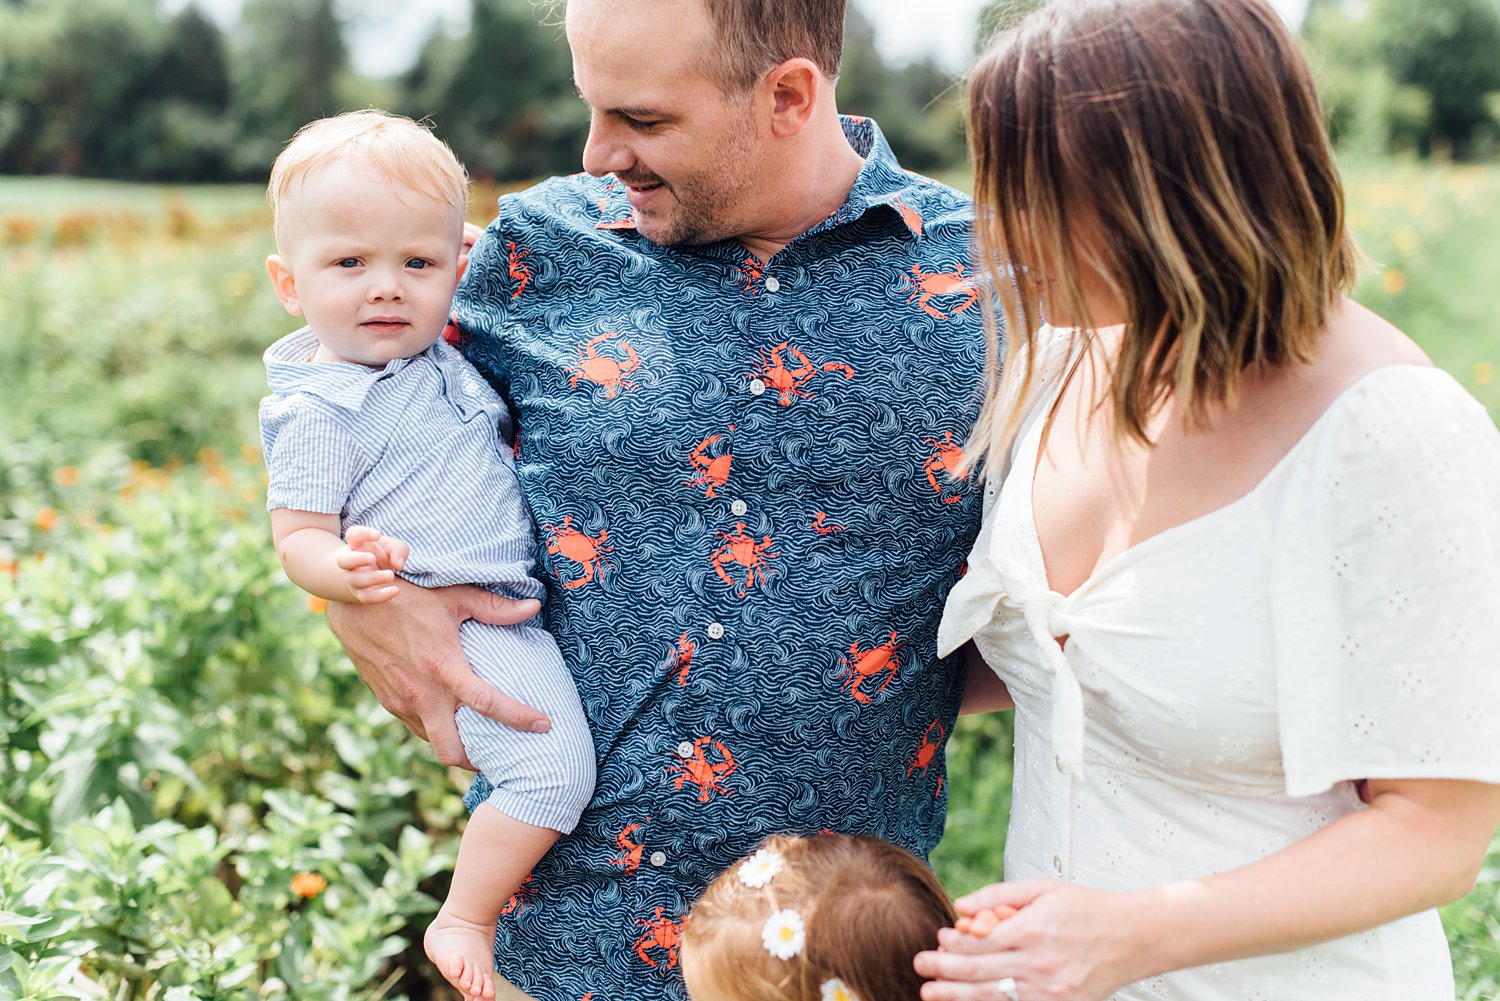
[677,740,695,758]
[749,378,767,396]
[764,275,781,293]
[730,499,748,516]
[649,851,667,868]
[1051,854,1064,875]
[1055,754,1067,775]
[707,622,725,639]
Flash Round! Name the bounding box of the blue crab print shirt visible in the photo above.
[448,117,987,1000]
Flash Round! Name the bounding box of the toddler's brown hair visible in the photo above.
[681,833,955,1001]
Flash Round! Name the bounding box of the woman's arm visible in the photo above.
[916,777,1500,1000]
[959,642,1014,714]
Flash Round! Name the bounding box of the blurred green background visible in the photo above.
[3,0,1500,997]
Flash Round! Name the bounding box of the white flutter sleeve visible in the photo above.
[1269,366,1500,797]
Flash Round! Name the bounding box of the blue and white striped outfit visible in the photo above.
[260,327,595,832]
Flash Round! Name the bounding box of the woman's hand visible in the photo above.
[915,881,1151,1001]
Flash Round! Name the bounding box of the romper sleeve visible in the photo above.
[259,396,368,516]
[1269,367,1500,797]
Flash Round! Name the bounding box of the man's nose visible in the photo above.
[581,113,633,177]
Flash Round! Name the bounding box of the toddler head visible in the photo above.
[681,834,955,1001]
[264,110,470,367]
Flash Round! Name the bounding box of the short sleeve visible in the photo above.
[1270,367,1500,797]
[259,396,368,515]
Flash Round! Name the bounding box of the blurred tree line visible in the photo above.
[0,0,969,184]
[0,0,1497,186]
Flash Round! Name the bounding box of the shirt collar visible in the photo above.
[263,326,431,412]
[802,115,928,243]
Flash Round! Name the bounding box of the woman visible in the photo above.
[916,1,1500,998]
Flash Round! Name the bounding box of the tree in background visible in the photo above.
[0,0,164,175]
[226,0,354,178]
[1303,0,1500,159]
[835,5,967,175]
[1374,0,1500,158]
[402,0,587,182]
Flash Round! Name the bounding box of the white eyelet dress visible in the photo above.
[939,333,1500,999]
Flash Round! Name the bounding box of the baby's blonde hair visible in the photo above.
[682,834,955,1001]
[267,110,469,249]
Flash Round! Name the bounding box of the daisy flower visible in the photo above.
[737,848,785,888]
[761,908,806,959]
[821,978,860,1001]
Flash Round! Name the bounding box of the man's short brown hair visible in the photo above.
[561,0,847,93]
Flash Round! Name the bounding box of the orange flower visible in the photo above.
[240,444,263,465]
[33,508,57,532]
[53,466,79,487]
[0,559,17,579]
[290,872,327,899]
[307,595,329,614]
[1380,268,1406,295]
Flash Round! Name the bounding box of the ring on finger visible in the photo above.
[996,977,1020,1001]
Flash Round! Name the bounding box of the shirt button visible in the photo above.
[1051,854,1064,875]
[730,499,748,516]
[676,740,695,758]
[649,851,667,868]
[1055,754,1067,775]
[707,622,725,639]
[764,275,781,293]
[749,378,767,396]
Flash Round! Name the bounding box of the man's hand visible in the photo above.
[326,579,549,769]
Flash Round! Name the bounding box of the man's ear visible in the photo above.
[764,58,821,138]
[265,254,303,316]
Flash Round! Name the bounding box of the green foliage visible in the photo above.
[1304,0,1500,159]
[401,0,588,183]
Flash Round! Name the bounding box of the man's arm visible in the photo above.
[325,581,551,769]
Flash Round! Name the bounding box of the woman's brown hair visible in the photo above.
[966,0,1359,459]
[681,834,955,1001]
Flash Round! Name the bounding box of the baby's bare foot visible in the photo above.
[425,906,498,1001]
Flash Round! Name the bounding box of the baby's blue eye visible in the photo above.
[406,258,431,270]
[336,258,360,268]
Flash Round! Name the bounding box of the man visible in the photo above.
[329,1,992,997]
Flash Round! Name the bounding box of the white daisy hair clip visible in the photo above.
[737,847,785,889]
[820,978,861,1001]
[761,908,806,960]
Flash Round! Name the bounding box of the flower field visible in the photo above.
[2,161,1498,998]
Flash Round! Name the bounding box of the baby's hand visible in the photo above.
[954,904,1018,938]
[336,525,411,603]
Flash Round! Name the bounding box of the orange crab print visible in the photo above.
[565,331,642,398]
[907,719,944,779]
[633,906,684,969]
[667,736,738,802]
[596,213,637,230]
[748,341,855,406]
[609,818,651,875]
[809,511,846,535]
[889,196,924,237]
[502,871,537,916]
[507,241,532,299]
[543,515,614,589]
[923,431,970,505]
[711,522,780,596]
[683,431,732,498]
[733,255,766,294]
[839,629,904,704]
[661,632,695,686]
[901,264,979,320]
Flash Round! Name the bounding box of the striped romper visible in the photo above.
[259,326,595,832]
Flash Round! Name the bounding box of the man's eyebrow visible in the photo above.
[571,89,668,120]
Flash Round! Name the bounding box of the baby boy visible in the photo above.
[258,110,594,1000]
